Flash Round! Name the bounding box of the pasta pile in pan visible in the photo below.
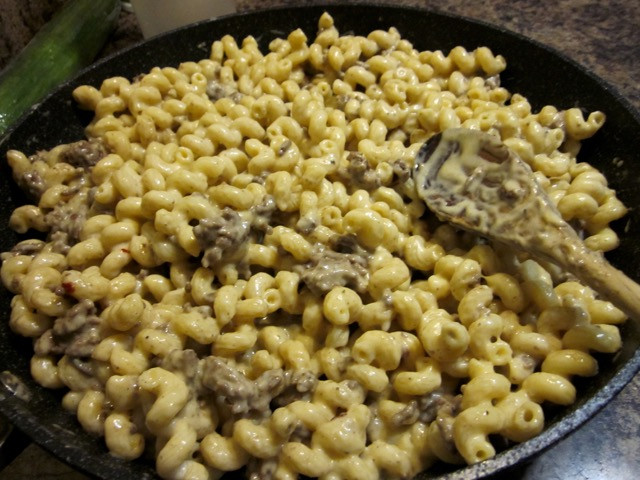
[1,12,627,480]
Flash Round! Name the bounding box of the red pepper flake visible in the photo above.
[121,248,130,253]
[62,282,75,294]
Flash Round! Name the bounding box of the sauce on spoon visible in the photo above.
[414,128,640,321]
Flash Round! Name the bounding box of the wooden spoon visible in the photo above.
[413,127,640,321]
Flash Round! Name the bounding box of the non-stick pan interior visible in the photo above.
[1,4,639,479]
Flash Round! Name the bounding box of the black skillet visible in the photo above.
[0,3,639,479]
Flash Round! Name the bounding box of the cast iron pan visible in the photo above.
[0,3,639,479]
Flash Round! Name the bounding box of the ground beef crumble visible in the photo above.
[44,189,91,247]
[391,159,410,184]
[162,351,319,420]
[193,208,250,268]
[34,299,102,358]
[346,151,381,190]
[19,170,47,199]
[250,195,277,234]
[206,79,242,103]
[201,356,284,416]
[270,369,318,408]
[300,244,370,296]
[59,139,108,169]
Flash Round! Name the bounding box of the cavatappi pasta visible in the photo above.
[1,12,629,480]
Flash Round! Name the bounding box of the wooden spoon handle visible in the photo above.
[554,241,640,322]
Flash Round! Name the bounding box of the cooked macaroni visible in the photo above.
[1,12,629,479]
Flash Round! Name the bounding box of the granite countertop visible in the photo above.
[0,0,639,479]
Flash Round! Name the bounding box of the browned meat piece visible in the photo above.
[295,217,316,235]
[59,139,108,169]
[436,415,457,453]
[71,357,95,376]
[44,190,90,246]
[330,234,363,254]
[389,390,461,428]
[417,390,460,424]
[59,320,101,357]
[206,79,242,103]
[163,350,319,419]
[391,400,419,427]
[19,170,47,199]
[301,248,369,296]
[34,299,102,358]
[392,159,410,184]
[49,231,71,255]
[201,356,285,416]
[347,151,380,190]
[52,299,95,336]
[193,208,250,268]
[271,369,318,408]
[250,195,277,233]
[13,152,49,200]
[14,139,104,201]
[161,349,200,380]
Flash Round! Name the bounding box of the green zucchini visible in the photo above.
[0,0,121,137]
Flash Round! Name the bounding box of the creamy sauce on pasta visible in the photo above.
[0,12,629,480]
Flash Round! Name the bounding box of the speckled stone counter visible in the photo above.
[0,1,639,479]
